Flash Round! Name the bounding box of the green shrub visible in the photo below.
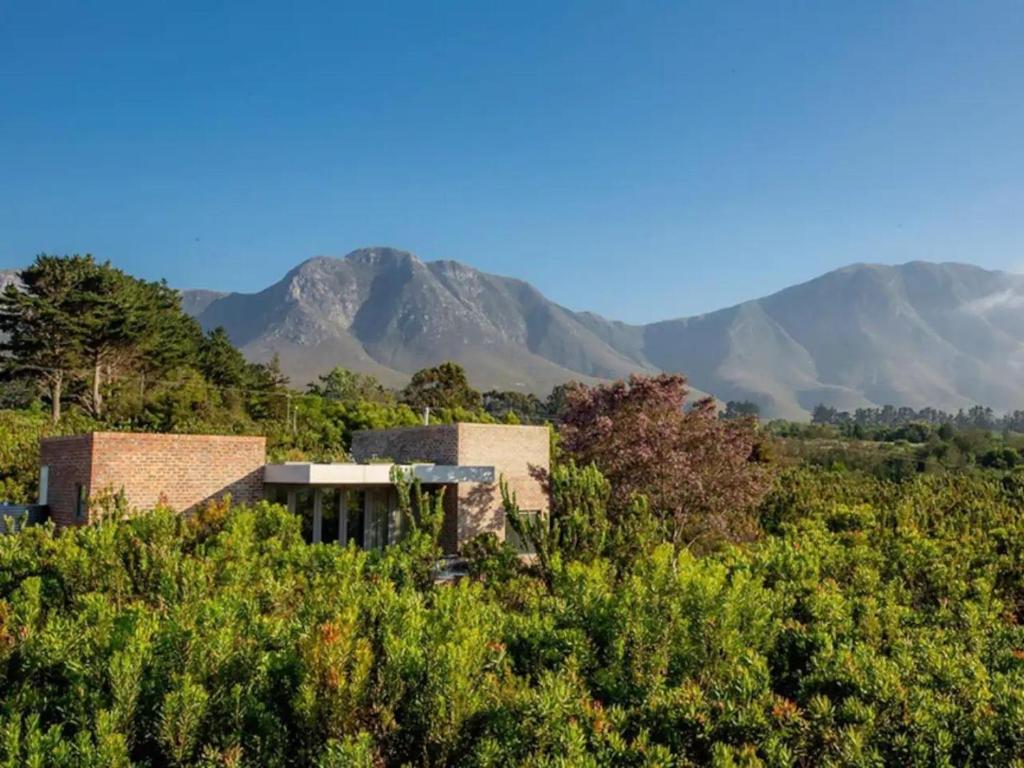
[3,470,1024,765]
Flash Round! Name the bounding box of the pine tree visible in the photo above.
[198,327,249,389]
[69,260,195,419]
[0,255,95,422]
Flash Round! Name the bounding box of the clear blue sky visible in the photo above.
[2,1,1022,322]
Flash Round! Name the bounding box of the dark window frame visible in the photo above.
[74,483,88,521]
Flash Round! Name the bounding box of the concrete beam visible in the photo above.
[263,462,494,486]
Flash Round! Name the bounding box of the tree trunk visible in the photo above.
[92,355,103,419]
[51,373,62,424]
[139,370,146,423]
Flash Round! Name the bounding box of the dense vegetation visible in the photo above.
[4,468,1024,766]
[810,403,1024,433]
[768,415,1024,480]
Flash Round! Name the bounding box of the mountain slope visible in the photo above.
[634,262,1024,418]
[185,250,1024,418]
[179,289,227,317]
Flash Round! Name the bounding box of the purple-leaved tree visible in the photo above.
[560,374,771,549]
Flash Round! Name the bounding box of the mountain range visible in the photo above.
[179,248,1024,419]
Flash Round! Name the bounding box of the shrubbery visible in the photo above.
[4,467,1024,765]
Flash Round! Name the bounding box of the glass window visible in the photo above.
[75,483,88,521]
[320,488,340,543]
[265,486,290,507]
[364,488,389,550]
[38,465,49,505]
[346,490,365,548]
[294,488,315,544]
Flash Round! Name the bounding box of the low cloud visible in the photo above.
[962,290,1024,314]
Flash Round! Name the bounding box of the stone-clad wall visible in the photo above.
[350,425,460,465]
[40,432,266,527]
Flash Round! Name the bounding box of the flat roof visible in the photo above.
[263,463,495,486]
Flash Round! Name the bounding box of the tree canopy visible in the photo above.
[560,374,771,548]
[0,255,288,430]
[400,361,482,413]
[307,367,393,405]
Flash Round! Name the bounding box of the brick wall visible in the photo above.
[40,432,266,527]
[455,424,550,547]
[39,434,94,528]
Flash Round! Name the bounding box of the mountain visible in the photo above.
[180,288,227,317]
[185,249,1024,419]
[631,262,1024,419]
[188,248,660,394]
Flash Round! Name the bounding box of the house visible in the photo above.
[37,424,549,554]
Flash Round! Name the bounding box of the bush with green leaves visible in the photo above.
[4,467,1024,765]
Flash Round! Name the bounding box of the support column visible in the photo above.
[362,489,373,549]
[360,489,376,548]
[387,487,401,546]
[286,490,297,515]
[312,489,323,544]
[337,489,348,545]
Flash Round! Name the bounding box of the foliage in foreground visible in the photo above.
[3,469,1024,766]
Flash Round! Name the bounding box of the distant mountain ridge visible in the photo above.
[170,249,1023,418]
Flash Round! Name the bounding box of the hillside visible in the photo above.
[634,262,1024,418]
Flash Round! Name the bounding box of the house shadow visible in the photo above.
[189,466,266,514]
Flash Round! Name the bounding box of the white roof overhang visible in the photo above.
[262,463,495,486]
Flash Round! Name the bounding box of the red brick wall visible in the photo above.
[39,434,94,528]
[40,432,266,527]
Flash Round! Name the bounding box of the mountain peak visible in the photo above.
[344,247,421,266]
[285,248,424,278]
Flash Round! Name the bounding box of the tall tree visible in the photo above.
[560,374,772,549]
[248,354,290,421]
[544,381,581,423]
[482,390,547,424]
[811,404,838,425]
[77,265,187,418]
[0,255,197,422]
[133,287,206,404]
[0,255,95,422]
[308,366,392,404]
[401,361,482,412]
[722,400,761,420]
[198,328,249,390]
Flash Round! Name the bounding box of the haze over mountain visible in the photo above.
[181,248,1024,419]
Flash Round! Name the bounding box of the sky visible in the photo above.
[2,1,1023,323]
